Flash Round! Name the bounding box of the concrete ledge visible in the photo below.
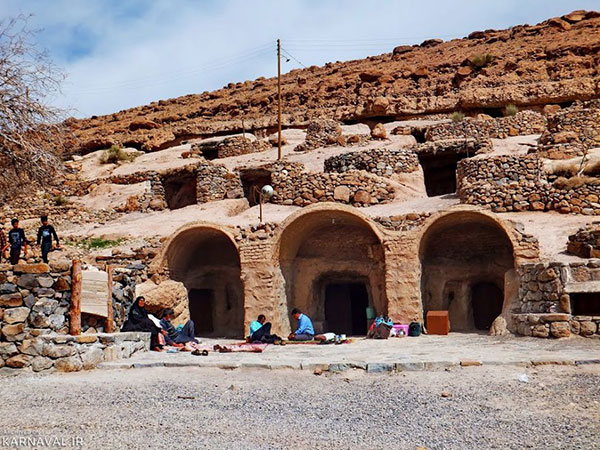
[94,357,600,373]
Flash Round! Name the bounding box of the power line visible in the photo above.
[280,47,307,68]
[63,42,273,94]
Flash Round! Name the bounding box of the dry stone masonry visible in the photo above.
[0,262,148,373]
[324,148,419,177]
[538,100,600,159]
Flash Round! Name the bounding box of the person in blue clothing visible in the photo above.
[249,314,281,344]
[288,308,315,341]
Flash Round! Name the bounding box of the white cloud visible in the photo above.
[2,0,597,117]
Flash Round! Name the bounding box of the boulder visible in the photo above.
[3,307,30,324]
[13,263,50,274]
[136,279,190,326]
[353,190,371,204]
[580,321,597,336]
[31,356,54,372]
[489,316,510,336]
[0,292,22,307]
[550,321,571,338]
[0,342,18,358]
[42,343,76,358]
[55,356,83,372]
[81,346,105,370]
[333,186,351,202]
[17,274,38,289]
[371,123,387,140]
[5,354,32,368]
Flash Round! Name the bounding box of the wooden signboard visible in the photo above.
[81,270,109,318]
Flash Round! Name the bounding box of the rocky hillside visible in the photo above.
[65,10,599,155]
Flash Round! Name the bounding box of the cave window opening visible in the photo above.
[570,292,600,316]
[418,151,470,197]
[240,169,272,206]
[162,173,197,210]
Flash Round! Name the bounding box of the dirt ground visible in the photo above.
[0,364,598,449]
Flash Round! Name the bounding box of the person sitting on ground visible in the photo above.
[288,308,315,341]
[0,225,7,262]
[248,314,281,344]
[121,296,163,351]
[159,308,199,345]
[7,219,28,265]
[36,215,60,264]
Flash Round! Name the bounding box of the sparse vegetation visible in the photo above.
[504,104,519,117]
[86,237,123,249]
[53,195,69,206]
[99,145,135,164]
[450,112,465,122]
[553,175,600,190]
[469,53,495,69]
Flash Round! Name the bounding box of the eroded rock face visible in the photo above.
[136,279,190,325]
[61,11,600,155]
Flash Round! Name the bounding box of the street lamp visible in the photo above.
[252,184,274,224]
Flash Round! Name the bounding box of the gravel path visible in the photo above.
[0,365,598,449]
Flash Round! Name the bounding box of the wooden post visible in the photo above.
[105,265,114,333]
[277,38,282,160]
[70,259,82,335]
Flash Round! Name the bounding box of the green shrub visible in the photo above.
[469,53,495,69]
[99,145,135,164]
[87,238,122,249]
[504,104,519,117]
[450,112,465,123]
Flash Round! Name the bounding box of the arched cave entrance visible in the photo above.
[165,226,244,338]
[279,209,386,335]
[419,212,514,332]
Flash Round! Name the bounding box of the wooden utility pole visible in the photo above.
[105,265,114,333]
[70,259,82,335]
[277,38,282,160]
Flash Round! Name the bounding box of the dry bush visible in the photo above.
[504,104,519,117]
[450,112,465,122]
[552,161,579,177]
[583,159,600,176]
[0,14,66,198]
[553,176,600,190]
[99,145,135,164]
[469,53,495,69]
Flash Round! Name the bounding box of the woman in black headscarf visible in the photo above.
[121,296,163,351]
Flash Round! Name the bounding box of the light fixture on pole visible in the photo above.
[252,184,274,224]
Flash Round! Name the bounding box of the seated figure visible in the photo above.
[288,308,315,341]
[160,308,199,345]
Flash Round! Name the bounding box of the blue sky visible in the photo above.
[2,0,598,117]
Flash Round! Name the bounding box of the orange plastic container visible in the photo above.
[426,310,449,335]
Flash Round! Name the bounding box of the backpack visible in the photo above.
[408,322,421,337]
[9,229,22,249]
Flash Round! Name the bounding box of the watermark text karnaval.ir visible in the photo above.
[1,436,83,448]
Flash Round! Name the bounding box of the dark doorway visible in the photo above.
[471,282,503,330]
[239,169,272,206]
[163,173,197,209]
[418,152,469,196]
[188,289,214,335]
[324,283,369,335]
[570,292,600,315]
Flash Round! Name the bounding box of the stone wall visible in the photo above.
[567,224,600,258]
[294,118,344,152]
[512,261,600,338]
[268,162,395,207]
[457,154,600,215]
[538,100,600,159]
[324,148,419,177]
[0,262,148,372]
[196,162,243,203]
[191,136,270,159]
[424,111,546,141]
